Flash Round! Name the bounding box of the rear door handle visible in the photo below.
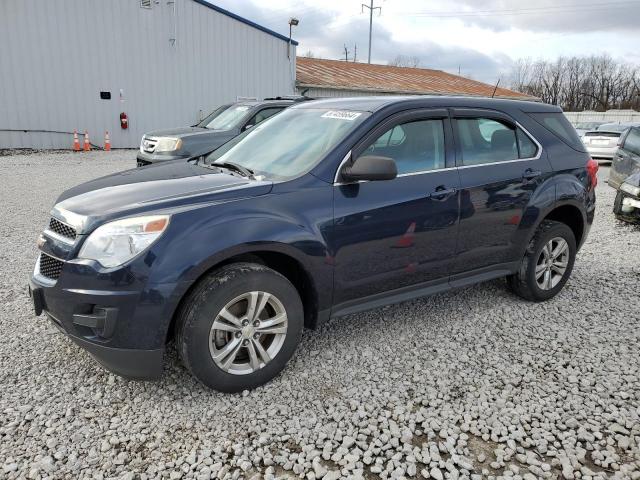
[523,169,542,180]
[427,186,457,199]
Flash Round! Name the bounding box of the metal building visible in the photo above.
[0,0,297,149]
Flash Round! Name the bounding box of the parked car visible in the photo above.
[582,122,640,162]
[136,98,301,166]
[609,126,640,223]
[29,96,597,392]
[573,121,605,138]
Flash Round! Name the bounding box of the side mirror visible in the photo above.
[341,155,397,182]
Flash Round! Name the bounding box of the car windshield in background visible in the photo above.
[205,108,370,180]
[202,104,252,130]
[196,104,231,128]
[598,123,631,133]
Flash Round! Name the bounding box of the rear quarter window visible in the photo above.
[527,112,585,151]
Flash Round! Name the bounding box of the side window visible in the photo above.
[361,119,445,175]
[248,107,283,127]
[517,129,538,158]
[456,118,538,165]
[624,128,640,156]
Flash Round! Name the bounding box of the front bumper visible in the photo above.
[613,191,640,224]
[28,264,178,379]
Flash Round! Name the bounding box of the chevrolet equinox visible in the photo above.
[29,97,598,392]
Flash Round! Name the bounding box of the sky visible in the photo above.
[209,0,640,84]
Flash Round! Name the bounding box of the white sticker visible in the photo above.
[321,110,362,121]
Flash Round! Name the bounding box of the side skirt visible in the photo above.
[329,262,519,320]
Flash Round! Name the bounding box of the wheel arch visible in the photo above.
[164,243,323,344]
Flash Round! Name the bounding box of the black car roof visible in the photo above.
[293,95,558,113]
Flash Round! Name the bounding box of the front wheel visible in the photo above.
[507,220,576,302]
[176,263,303,392]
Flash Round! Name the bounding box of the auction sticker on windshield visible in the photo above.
[321,111,362,121]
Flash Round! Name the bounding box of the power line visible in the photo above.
[362,1,381,64]
[393,0,638,18]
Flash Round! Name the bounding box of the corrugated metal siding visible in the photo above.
[0,0,296,149]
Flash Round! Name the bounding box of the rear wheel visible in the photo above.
[507,220,576,302]
[176,263,303,392]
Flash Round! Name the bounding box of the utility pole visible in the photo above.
[353,44,357,62]
[362,0,381,64]
[343,44,350,61]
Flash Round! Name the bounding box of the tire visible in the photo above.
[176,263,303,392]
[507,220,576,302]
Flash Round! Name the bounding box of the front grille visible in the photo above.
[141,137,157,153]
[39,253,64,280]
[49,218,76,240]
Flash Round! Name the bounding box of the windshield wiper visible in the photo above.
[212,161,255,179]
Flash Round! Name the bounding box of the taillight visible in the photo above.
[586,158,599,189]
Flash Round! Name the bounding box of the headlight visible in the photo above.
[78,215,170,267]
[155,137,183,152]
[620,182,640,197]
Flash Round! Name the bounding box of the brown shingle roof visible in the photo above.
[296,57,533,100]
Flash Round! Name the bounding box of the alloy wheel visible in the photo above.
[535,237,569,290]
[208,291,288,375]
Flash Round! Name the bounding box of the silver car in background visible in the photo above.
[574,121,605,138]
[582,123,640,162]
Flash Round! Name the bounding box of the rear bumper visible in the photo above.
[585,145,617,160]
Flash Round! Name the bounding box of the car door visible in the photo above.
[451,108,553,276]
[611,127,640,188]
[330,109,461,308]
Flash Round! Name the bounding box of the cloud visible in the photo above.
[431,0,640,33]
[205,0,637,84]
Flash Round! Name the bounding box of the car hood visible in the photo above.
[145,126,229,138]
[53,160,272,233]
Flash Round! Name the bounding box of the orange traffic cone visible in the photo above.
[72,130,81,151]
[83,131,91,151]
[394,221,416,248]
[104,131,111,151]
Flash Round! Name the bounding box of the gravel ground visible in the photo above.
[1,150,639,480]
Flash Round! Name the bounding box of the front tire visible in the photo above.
[507,220,576,302]
[176,263,303,392]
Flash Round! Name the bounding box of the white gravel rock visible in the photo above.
[0,153,639,479]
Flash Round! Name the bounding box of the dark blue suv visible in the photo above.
[29,97,598,392]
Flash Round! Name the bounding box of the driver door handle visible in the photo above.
[523,168,542,180]
[427,186,457,199]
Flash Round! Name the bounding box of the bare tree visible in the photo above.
[509,54,640,111]
[388,55,421,68]
[302,50,316,58]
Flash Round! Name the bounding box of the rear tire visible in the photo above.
[507,220,576,302]
[176,263,303,392]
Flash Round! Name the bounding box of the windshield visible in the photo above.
[205,108,370,180]
[196,104,231,128]
[202,104,252,130]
